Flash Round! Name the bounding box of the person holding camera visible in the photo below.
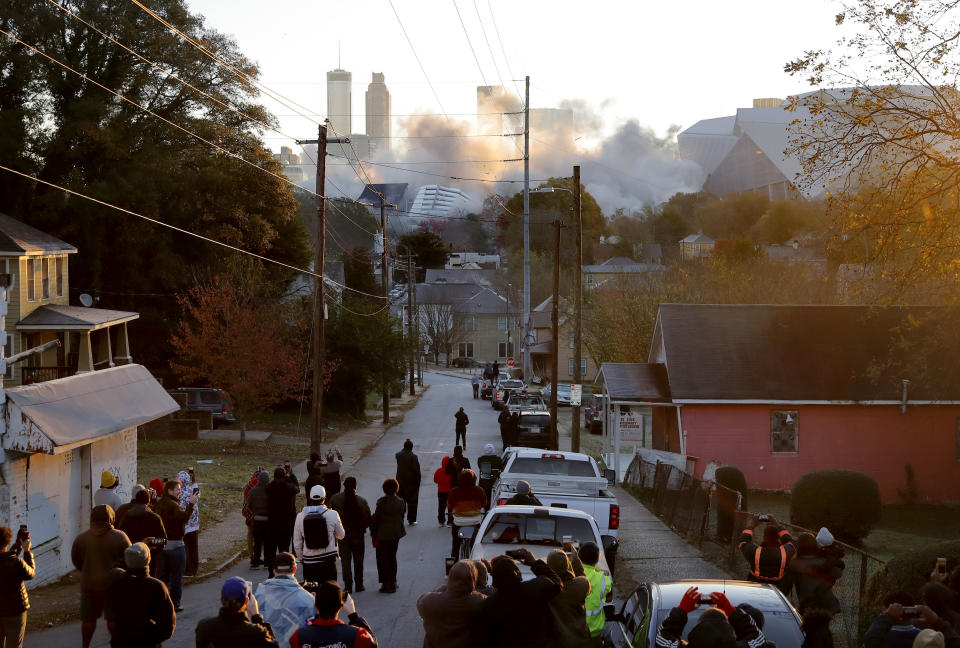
[655,586,765,648]
[482,548,562,648]
[863,592,960,648]
[195,576,278,647]
[154,479,197,612]
[737,514,796,593]
[253,553,316,645]
[0,525,35,648]
[288,580,377,648]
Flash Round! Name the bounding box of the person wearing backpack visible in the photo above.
[293,485,345,584]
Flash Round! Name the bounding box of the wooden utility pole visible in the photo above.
[549,218,562,450]
[571,165,583,452]
[407,255,416,396]
[522,75,531,382]
[380,196,389,424]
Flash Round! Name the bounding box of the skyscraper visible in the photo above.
[366,72,391,152]
[326,68,352,137]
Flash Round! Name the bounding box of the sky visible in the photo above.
[184,0,846,212]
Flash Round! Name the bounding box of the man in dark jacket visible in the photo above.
[266,467,298,577]
[244,471,271,570]
[114,484,145,528]
[497,409,512,450]
[153,480,196,612]
[328,477,371,593]
[655,586,766,648]
[506,480,542,506]
[371,478,406,593]
[195,577,278,647]
[395,439,421,526]
[737,515,796,593]
[119,489,166,577]
[0,525,34,648]
[417,560,486,648]
[71,505,132,648]
[454,407,470,449]
[483,549,562,647]
[289,580,377,648]
[105,542,175,648]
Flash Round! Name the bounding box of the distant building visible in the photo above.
[410,185,471,218]
[366,72,391,152]
[425,268,496,286]
[446,252,500,269]
[527,296,600,383]
[582,257,668,286]
[326,68,352,139]
[679,232,715,260]
[274,146,306,183]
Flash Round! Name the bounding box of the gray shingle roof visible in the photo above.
[415,282,510,314]
[598,363,671,401]
[0,212,77,254]
[18,304,138,328]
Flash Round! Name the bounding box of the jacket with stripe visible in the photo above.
[737,528,796,587]
[655,606,766,648]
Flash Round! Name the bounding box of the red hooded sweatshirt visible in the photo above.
[434,457,453,494]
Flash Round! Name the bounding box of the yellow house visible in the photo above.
[679,232,716,260]
[0,212,138,386]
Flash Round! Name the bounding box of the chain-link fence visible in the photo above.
[622,455,886,648]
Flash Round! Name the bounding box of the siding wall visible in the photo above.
[679,403,960,503]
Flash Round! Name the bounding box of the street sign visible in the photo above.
[506,357,515,367]
[570,384,582,406]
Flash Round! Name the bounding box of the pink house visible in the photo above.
[604,304,960,503]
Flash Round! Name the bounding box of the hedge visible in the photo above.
[864,539,960,612]
[790,469,881,544]
[715,465,749,542]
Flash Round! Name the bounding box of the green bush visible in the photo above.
[790,469,881,544]
[715,466,749,509]
[715,466,749,542]
[864,540,960,612]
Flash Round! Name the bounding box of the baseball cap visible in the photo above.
[274,552,296,573]
[309,485,326,501]
[221,576,252,603]
[124,542,151,569]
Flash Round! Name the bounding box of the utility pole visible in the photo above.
[407,255,416,396]
[571,165,583,452]
[549,218,561,451]
[522,75,531,382]
[298,122,349,455]
[380,195,389,424]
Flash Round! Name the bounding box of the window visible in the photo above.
[462,316,475,331]
[458,342,474,358]
[56,257,64,296]
[3,333,11,379]
[41,258,50,299]
[497,316,508,331]
[27,258,36,301]
[771,410,799,453]
[569,333,574,349]
[498,342,514,358]
[568,358,587,376]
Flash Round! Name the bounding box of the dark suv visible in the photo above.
[167,387,236,426]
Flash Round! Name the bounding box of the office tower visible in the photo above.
[366,72,391,152]
[326,68,352,137]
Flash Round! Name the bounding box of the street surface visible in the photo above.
[27,371,504,648]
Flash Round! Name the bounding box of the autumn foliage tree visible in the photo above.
[170,261,319,418]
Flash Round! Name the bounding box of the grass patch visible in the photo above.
[219,404,368,436]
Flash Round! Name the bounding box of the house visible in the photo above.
[528,296,600,384]
[424,268,497,286]
[582,257,669,287]
[596,303,960,502]
[679,232,715,260]
[0,213,177,584]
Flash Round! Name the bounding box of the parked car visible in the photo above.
[492,379,526,409]
[514,410,554,449]
[505,392,547,415]
[602,579,804,648]
[542,382,593,405]
[166,387,236,426]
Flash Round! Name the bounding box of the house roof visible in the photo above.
[654,304,960,402]
[601,257,636,266]
[530,311,551,329]
[358,183,409,206]
[582,262,669,274]
[18,305,138,330]
[597,362,671,402]
[4,364,179,453]
[680,232,715,244]
[424,268,496,286]
[0,212,78,255]
[415,282,510,314]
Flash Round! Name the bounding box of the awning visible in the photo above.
[3,364,179,454]
[17,304,139,331]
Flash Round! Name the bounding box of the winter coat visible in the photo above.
[0,549,35,616]
[292,505,345,565]
[119,503,167,544]
[303,466,324,501]
[245,473,271,521]
[545,550,591,648]
[71,506,132,595]
[105,567,175,647]
[417,560,487,648]
[154,494,195,541]
[266,479,298,527]
[434,457,453,494]
[194,608,279,647]
[320,458,343,495]
[395,448,422,498]
[445,454,471,484]
[483,558,562,648]
[254,575,317,645]
[328,491,371,538]
[447,471,487,520]
[94,487,123,512]
[371,494,406,542]
[655,605,765,648]
[454,410,469,432]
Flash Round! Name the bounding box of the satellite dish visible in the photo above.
[79,293,94,307]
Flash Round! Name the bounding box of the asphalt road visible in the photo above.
[26,370,502,648]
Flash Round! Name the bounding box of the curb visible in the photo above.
[186,550,243,583]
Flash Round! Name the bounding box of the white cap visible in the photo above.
[816,527,835,547]
[309,485,326,501]
[484,443,496,455]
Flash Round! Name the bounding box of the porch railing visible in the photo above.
[21,366,73,385]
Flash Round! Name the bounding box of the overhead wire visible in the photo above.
[472,0,506,91]
[387,0,450,120]
[452,0,488,86]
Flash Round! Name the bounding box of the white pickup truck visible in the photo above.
[463,505,618,582]
[491,448,621,541]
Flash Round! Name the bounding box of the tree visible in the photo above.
[170,261,321,418]
[1,0,310,375]
[785,1,960,299]
[397,230,448,274]
[419,303,465,366]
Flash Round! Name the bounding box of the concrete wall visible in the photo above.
[678,403,960,503]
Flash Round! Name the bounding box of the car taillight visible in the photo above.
[541,453,564,459]
[222,404,227,413]
[609,504,620,530]
[497,498,507,506]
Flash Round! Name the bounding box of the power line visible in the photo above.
[472,0,505,91]
[388,0,449,120]
[452,0,488,86]
[297,158,545,184]
[271,112,512,117]
[330,156,523,165]
[487,0,524,101]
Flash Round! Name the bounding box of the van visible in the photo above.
[167,387,236,426]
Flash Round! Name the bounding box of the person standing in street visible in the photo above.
[194,577,278,647]
[454,407,470,449]
[288,580,378,648]
[0,526,34,648]
[176,469,200,577]
[471,372,480,399]
[320,449,344,497]
[153,479,196,612]
[118,488,166,574]
[417,560,487,648]
[266,467,298,578]
[434,457,453,527]
[253,553,316,645]
[71,505,132,648]
[328,476,371,593]
[738,515,797,593]
[244,470,271,570]
[545,547,592,648]
[282,461,300,551]
[483,549,562,647]
[445,446,471,486]
[105,542,175,648]
[114,484,144,528]
[447,469,486,560]
[371,478,406,593]
[94,471,124,512]
[579,541,613,643]
[476,444,503,507]
[395,439,421,526]
[292,485,345,584]
[497,408,512,450]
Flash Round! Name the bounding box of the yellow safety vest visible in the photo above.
[583,563,611,637]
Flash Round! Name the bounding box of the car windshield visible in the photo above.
[480,513,595,546]
[510,396,544,408]
[501,380,524,389]
[198,391,221,405]
[508,457,596,477]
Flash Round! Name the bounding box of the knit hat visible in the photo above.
[124,542,151,569]
[688,609,736,648]
[257,470,270,485]
[131,484,145,500]
[149,478,164,495]
[516,480,531,495]
[101,471,117,488]
[309,485,326,501]
[546,549,574,581]
[490,556,522,589]
[816,527,835,547]
[484,443,496,455]
[913,629,945,648]
[221,577,252,603]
